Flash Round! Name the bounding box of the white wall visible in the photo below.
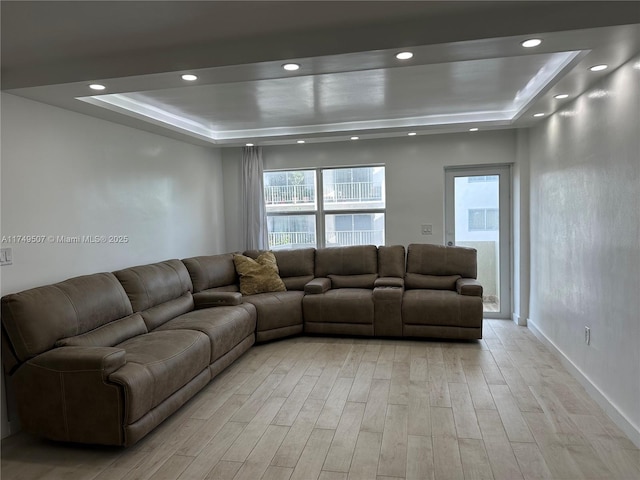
[223,130,517,251]
[1,93,226,437]
[528,56,640,444]
[513,129,531,326]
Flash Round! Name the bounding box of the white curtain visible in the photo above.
[241,146,269,250]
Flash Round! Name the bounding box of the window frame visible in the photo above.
[264,165,386,249]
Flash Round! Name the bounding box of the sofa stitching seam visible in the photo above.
[129,270,152,312]
[52,284,80,336]
[166,260,191,294]
[100,376,124,444]
[109,273,133,316]
[60,372,70,440]
[125,334,202,367]
[193,257,207,292]
[4,301,30,360]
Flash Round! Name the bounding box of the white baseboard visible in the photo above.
[512,313,527,326]
[528,318,640,448]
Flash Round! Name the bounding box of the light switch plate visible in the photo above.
[421,224,433,235]
[1,247,13,266]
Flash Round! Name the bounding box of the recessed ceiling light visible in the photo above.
[297,140,305,144]
[246,143,254,147]
[521,38,542,48]
[350,136,360,140]
[554,94,569,99]
[589,64,608,72]
[283,63,301,71]
[533,113,545,117]
[395,51,414,60]
[181,74,198,81]
[89,84,106,91]
[407,132,417,136]
[469,128,479,132]
[587,89,611,99]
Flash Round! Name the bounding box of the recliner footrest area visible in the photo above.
[242,291,304,336]
[402,290,482,328]
[303,289,374,325]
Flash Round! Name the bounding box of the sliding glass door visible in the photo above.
[445,166,511,318]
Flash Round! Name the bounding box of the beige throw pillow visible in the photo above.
[233,252,287,295]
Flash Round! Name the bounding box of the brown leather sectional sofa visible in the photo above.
[1,243,482,446]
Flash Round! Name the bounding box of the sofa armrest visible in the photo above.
[373,282,403,336]
[456,278,483,297]
[304,277,331,294]
[374,277,404,288]
[27,346,126,376]
[14,346,127,445]
[193,291,242,308]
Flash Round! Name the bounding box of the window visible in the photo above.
[264,166,385,249]
[325,213,384,247]
[468,208,499,231]
[267,215,316,248]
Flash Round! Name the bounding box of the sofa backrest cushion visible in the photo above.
[244,248,315,291]
[405,273,461,291]
[1,273,133,362]
[114,260,194,330]
[406,244,477,279]
[378,245,405,278]
[315,245,378,278]
[329,274,378,289]
[182,254,238,293]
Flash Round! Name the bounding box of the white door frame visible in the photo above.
[444,164,512,319]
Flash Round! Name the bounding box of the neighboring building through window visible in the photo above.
[468,208,499,231]
[264,166,385,249]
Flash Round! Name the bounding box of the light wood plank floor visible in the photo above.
[2,320,639,480]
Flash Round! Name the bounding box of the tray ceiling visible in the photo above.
[2,2,639,146]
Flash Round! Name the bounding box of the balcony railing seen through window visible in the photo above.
[264,184,316,207]
[324,182,382,203]
[264,166,385,249]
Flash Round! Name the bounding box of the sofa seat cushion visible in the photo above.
[303,289,374,325]
[110,330,210,424]
[402,290,482,328]
[242,291,304,332]
[154,305,256,364]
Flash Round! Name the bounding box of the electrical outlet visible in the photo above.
[584,326,591,345]
[0,247,12,266]
[421,224,433,235]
